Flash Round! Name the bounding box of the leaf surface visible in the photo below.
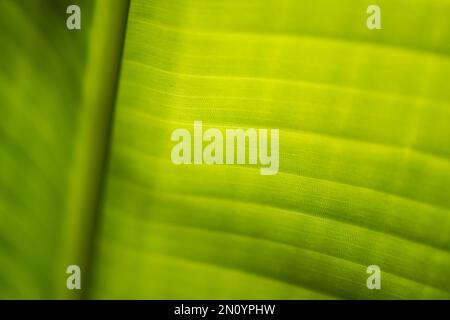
[1,0,450,299]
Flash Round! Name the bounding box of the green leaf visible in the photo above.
[0,0,129,299]
[1,0,450,299]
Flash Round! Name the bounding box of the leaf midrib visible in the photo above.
[55,0,131,299]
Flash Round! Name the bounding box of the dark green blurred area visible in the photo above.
[0,0,93,298]
[0,0,450,299]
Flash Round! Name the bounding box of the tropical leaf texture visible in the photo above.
[0,0,450,299]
